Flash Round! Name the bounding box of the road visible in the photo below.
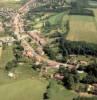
[12,0,66,68]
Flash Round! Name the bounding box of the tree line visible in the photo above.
[59,39,97,57]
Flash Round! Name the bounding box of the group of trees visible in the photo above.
[5,42,24,71]
[73,96,97,100]
[44,31,97,62]
[13,42,24,62]
[59,39,97,57]
[69,0,94,16]
[5,60,17,71]
[71,0,89,9]
[58,67,79,89]
[80,63,97,84]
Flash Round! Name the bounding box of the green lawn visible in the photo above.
[48,12,65,25]
[0,78,48,100]
[48,81,77,100]
[0,46,14,68]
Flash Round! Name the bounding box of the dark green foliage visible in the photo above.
[5,60,17,71]
[73,96,97,100]
[81,63,97,84]
[58,67,79,89]
[13,42,24,61]
[71,0,89,10]
[85,63,97,77]
[59,40,97,56]
[81,75,97,84]
[43,44,56,60]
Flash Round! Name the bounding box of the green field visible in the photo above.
[47,12,65,25]
[66,15,97,43]
[0,78,48,100]
[47,81,77,100]
[33,12,65,27]
[0,62,78,100]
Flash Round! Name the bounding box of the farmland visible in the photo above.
[66,15,97,43]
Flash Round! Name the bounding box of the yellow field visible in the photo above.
[66,15,97,43]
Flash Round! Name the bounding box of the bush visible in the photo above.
[5,60,17,71]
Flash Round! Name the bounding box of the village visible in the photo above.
[0,0,97,100]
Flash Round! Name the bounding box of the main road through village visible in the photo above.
[12,0,66,69]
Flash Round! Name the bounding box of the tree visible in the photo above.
[67,74,75,89]
[58,67,79,89]
[71,0,89,13]
[43,44,56,60]
[81,75,97,84]
[73,96,97,100]
[13,43,24,61]
[5,60,17,71]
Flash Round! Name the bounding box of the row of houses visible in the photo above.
[27,30,47,46]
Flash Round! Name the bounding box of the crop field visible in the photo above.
[66,15,97,43]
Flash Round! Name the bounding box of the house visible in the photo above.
[35,61,40,65]
[47,60,60,68]
[23,50,33,58]
[79,60,88,66]
[53,73,64,80]
[28,30,47,46]
[77,70,84,74]
[87,84,97,95]
[8,72,16,79]
[36,47,44,55]
[7,42,13,46]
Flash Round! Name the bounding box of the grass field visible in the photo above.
[33,12,67,32]
[48,81,77,100]
[33,12,64,26]
[0,78,48,100]
[47,12,65,25]
[0,46,14,68]
[66,15,97,44]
